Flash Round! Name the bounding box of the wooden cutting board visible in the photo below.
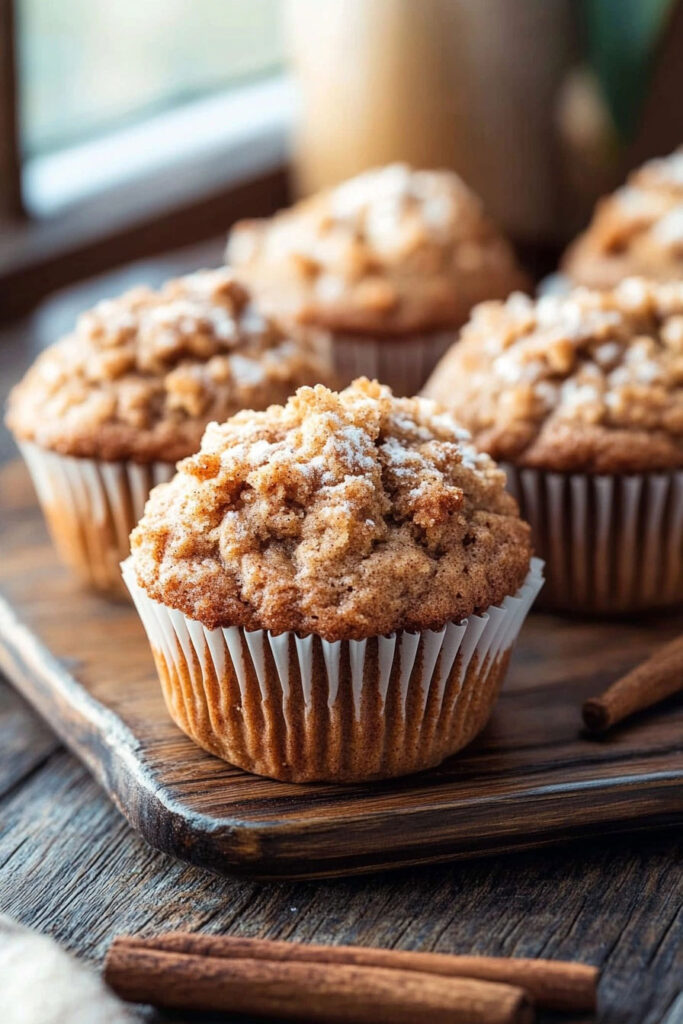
[1,460,681,880]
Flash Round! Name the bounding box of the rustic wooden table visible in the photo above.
[1,246,681,1024]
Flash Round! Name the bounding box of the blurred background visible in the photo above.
[1,0,683,319]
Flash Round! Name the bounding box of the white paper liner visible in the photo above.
[330,329,456,397]
[122,557,544,782]
[504,465,683,613]
[20,441,174,594]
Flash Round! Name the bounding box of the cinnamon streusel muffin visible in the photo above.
[564,149,683,289]
[6,269,331,595]
[124,378,542,783]
[226,164,528,396]
[423,279,683,613]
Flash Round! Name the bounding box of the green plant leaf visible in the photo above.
[583,0,677,141]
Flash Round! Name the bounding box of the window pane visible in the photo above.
[18,0,284,157]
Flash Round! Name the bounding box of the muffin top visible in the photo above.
[563,150,683,288]
[6,269,331,464]
[422,279,683,474]
[130,378,531,640]
[226,164,528,335]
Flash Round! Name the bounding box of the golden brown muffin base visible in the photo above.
[20,442,173,597]
[505,465,683,614]
[124,554,542,782]
[327,328,456,396]
[152,632,512,783]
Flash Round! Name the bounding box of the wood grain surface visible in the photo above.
[1,258,682,1024]
[1,459,681,882]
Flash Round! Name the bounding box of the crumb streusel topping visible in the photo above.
[422,279,683,473]
[6,269,332,463]
[226,164,528,335]
[130,378,531,639]
[564,150,683,287]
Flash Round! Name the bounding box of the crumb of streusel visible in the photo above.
[6,269,332,462]
[227,164,528,335]
[423,279,683,473]
[564,150,683,288]
[130,378,531,638]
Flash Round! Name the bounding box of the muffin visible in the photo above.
[423,279,683,613]
[6,269,332,596]
[564,149,683,289]
[226,164,528,396]
[123,378,542,783]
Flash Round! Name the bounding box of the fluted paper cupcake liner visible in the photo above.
[330,329,456,397]
[122,558,544,783]
[20,442,174,596]
[504,465,683,614]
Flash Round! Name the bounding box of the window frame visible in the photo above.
[0,0,292,321]
[0,0,23,222]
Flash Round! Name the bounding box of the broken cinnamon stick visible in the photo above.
[583,634,683,733]
[105,936,533,1024]
[122,932,597,1011]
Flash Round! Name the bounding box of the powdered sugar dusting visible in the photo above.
[130,377,528,638]
[226,164,526,335]
[6,267,332,461]
[567,148,683,279]
[653,205,683,248]
[423,277,683,469]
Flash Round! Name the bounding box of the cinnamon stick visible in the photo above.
[119,932,597,1012]
[106,936,533,1024]
[583,634,683,733]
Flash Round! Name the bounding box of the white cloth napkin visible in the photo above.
[0,915,137,1024]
